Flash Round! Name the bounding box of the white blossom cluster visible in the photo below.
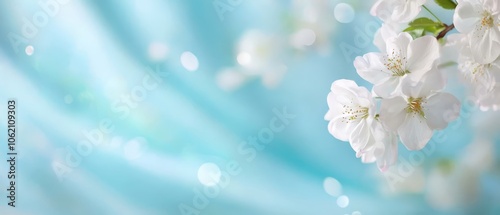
[454,0,500,110]
[324,0,500,171]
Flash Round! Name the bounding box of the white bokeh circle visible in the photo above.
[334,3,355,23]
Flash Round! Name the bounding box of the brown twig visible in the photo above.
[436,23,455,40]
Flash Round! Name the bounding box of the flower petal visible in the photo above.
[424,92,461,130]
[324,110,334,121]
[392,0,425,23]
[354,53,392,84]
[398,114,433,150]
[328,115,357,141]
[328,80,360,107]
[470,28,500,64]
[349,119,373,152]
[440,33,468,64]
[359,151,377,163]
[367,120,399,171]
[407,36,440,82]
[401,67,445,98]
[386,32,412,60]
[376,132,398,172]
[379,96,407,131]
[329,79,374,108]
[373,77,402,98]
[453,1,481,33]
[370,0,394,22]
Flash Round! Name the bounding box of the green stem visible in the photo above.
[423,5,442,23]
[437,61,458,69]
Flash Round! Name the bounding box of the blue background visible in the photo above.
[0,0,499,214]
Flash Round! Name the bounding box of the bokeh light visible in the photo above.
[337,195,350,208]
[323,177,342,197]
[198,163,221,187]
[180,51,199,71]
[334,3,355,23]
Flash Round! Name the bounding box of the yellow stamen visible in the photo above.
[406,97,425,117]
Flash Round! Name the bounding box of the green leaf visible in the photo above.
[403,17,445,37]
[435,0,457,10]
[429,25,446,35]
[408,17,442,28]
[407,29,425,39]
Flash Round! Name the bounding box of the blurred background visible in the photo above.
[0,0,499,214]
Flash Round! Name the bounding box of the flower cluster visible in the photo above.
[454,0,500,110]
[323,0,491,171]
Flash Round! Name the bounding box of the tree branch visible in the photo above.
[436,24,455,40]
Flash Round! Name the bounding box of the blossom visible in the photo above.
[325,79,397,170]
[459,45,500,93]
[354,32,440,98]
[379,70,461,150]
[453,0,500,64]
[371,0,426,23]
[325,79,376,147]
[465,76,500,111]
[457,40,500,110]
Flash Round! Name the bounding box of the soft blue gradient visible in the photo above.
[0,0,499,215]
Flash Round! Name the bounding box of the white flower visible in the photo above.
[457,41,500,110]
[379,70,461,150]
[325,79,376,148]
[325,79,398,170]
[474,86,500,111]
[354,32,440,98]
[459,46,500,93]
[453,0,500,63]
[371,0,426,23]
